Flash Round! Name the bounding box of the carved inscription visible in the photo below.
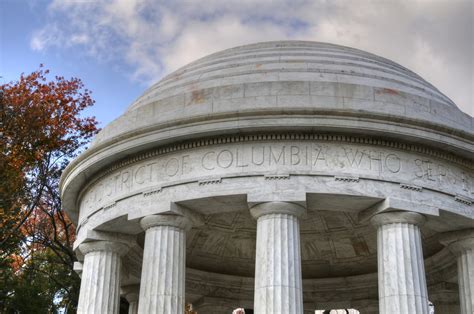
[81,142,473,214]
[343,148,401,173]
[414,159,471,192]
[202,146,402,172]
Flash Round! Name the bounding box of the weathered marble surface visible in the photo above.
[122,284,140,314]
[93,41,470,153]
[62,41,473,314]
[251,202,305,314]
[80,140,471,215]
[441,230,474,314]
[137,215,191,314]
[457,246,474,314]
[61,42,473,225]
[77,241,129,314]
[74,137,472,240]
[371,212,429,314]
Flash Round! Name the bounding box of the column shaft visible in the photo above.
[372,212,429,314]
[253,205,304,314]
[440,230,474,314]
[124,287,140,314]
[458,247,474,314]
[77,241,128,314]
[128,300,139,314]
[138,215,189,314]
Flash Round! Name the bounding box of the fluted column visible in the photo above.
[137,214,192,314]
[370,211,429,314]
[77,241,129,314]
[250,202,306,314]
[443,230,474,314]
[123,284,140,314]
[127,294,139,314]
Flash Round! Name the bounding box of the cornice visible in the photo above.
[91,133,474,186]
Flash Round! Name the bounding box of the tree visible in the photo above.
[0,66,98,312]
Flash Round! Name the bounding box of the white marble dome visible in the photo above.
[94,40,471,151]
[62,41,473,220]
[62,41,473,314]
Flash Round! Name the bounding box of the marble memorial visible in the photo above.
[60,41,473,314]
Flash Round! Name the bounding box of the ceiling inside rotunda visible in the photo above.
[185,209,442,279]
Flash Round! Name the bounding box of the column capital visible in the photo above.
[440,229,474,255]
[78,240,129,256]
[370,211,425,228]
[250,201,306,219]
[140,214,192,231]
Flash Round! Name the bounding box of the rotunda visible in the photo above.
[60,41,473,314]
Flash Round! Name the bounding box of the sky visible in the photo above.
[1,0,473,127]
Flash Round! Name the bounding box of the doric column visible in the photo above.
[137,214,192,314]
[370,211,429,314]
[77,240,129,314]
[127,294,139,314]
[250,201,306,314]
[123,284,140,314]
[442,230,474,314]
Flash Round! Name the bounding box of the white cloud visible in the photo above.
[31,0,473,115]
[70,33,90,45]
[31,23,61,51]
[162,16,292,71]
[30,33,46,51]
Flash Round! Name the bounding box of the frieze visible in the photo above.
[78,137,473,220]
[96,134,473,180]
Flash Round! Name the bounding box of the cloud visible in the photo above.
[31,0,473,115]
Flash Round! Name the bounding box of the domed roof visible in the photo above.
[61,41,473,221]
[91,41,471,152]
[129,41,455,112]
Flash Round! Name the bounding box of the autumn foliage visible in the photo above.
[0,66,98,312]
